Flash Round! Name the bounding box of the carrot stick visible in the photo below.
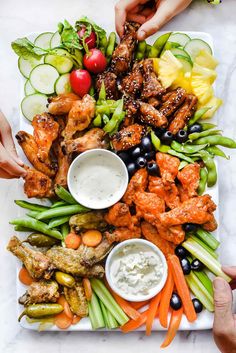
[83,278,92,301]
[129,300,150,310]
[146,292,162,335]
[121,310,148,333]
[82,230,102,247]
[18,267,34,285]
[57,295,73,320]
[168,255,197,323]
[161,307,183,348]
[159,267,174,328]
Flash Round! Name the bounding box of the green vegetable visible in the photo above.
[23,233,60,247]
[14,225,32,232]
[75,17,107,52]
[18,304,63,322]
[10,217,62,240]
[89,85,95,97]
[106,32,116,62]
[103,99,125,135]
[194,135,236,148]
[135,40,146,60]
[194,271,214,296]
[189,234,218,259]
[58,20,82,50]
[168,149,195,163]
[36,204,89,220]
[188,107,210,126]
[198,167,208,195]
[196,228,220,250]
[100,300,118,329]
[151,131,170,152]
[51,201,68,208]
[15,200,50,212]
[145,44,152,57]
[93,114,102,127]
[61,223,70,238]
[98,80,106,101]
[48,216,70,229]
[171,140,207,154]
[148,32,172,58]
[55,185,77,204]
[90,279,129,326]
[11,37,47,59]
[88,291,105,329]
[26,210,40,218]
[55,271,75,288]
[188,129,222,141]
[197,150,217,187]
[206,146,229,159]
[200,123,217,131]
[178,160,189,170]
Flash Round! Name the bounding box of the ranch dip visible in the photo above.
[110,243,164,296]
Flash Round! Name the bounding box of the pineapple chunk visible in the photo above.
[172,72,192,93]
[192,63,217,84]
[191,76,214,105]
[157,50,183,88]
[199,96,223,119]
[195,50,218,70]
[153,58,159,75]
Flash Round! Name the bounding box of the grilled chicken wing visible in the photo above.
[148,176,180,209]
[111,21,139,74]
[19,280,59,305]
[139,102,167,128]
[105,226,141,244]
[7,236,55,279]
[62,128,108,155]
[64,282,88,317]
[168,94,198,134]
[141,59,166,99]
[159,87,186,117]
[105,202,138,229]
[70,211,107,233]
[96,70,119,100]
[62,94,95,140]
[54,144,70,188]
[156,152,180,185]
[16,131,56,177]
[48,93,80,115]
[123,168,148,206]
[112,123,145,151]
[120,61,143,96]
[122,97,140,127]
[32,113,59,162]
[78,238,112,267]
[24,167,54,198]
[177,163,200,199]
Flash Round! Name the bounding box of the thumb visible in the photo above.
[213,277,234,333]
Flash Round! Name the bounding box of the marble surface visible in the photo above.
[1,0,236,352]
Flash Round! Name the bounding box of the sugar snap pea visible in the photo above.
[93,114,102,127]
[193,135,236,148]
[188,129,221,141]
[198,168,208,195]
[206,145,229,159]
[99,36,107,54]
[14,225,32,232]
[61,223,70,238]
[23,233,60,247]
[178,160,189,170]
[171,141,207,154]
[55,185,77,204]
[188,107,211,126]
[10,217,62,239]
[150,131,170,152]
[36,204,89,220]
[98,80,106,101]
[26,210,40,218]
[197,150,217,187]
[168,149,195,163]
[51,201,68,208]
[200,123,217,131]
[106,32,116,62]
[135,40,146,60]
[18,304,63,322]
[15,200,50,212]
[145,44,152,57]
[148,32,172,58]
[55,271,75,287]
[48,216,70,229]
[103,99,125,134]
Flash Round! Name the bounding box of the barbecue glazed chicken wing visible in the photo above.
[32,113,59,162]
[159,87,186,117]
[24,167,54,198]
[112,123,145,151]
[7,236,55,280]
[19,280,59,305]
[123,168,148,206]
[96,70,119,100]
[139,102,168,128]
[62,94,95,140]
[64,282,88,317]
[141,59,166,99]
[47,93,79,115]
[120,61,143,97]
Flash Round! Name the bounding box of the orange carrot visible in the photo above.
[146,292,162,336]
[161,307,183,348]
[129,300,150,310]
[168,255,197,323]
[82,230,102,247]
[65,233,81,249]
[159,267,174,328]
[54,311,72,329]
[18,267,34,285]
[57,295,73,320]
[82,278,92,301]
[121,310,148,333]
[72,315,81,325]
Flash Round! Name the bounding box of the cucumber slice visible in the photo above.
[168,32,191,47]
[184,39,212,61]
[44,49,73,74]
[29,64,59,94]
[34,32,54,49]
[21,93,48,121]
[50,31,61,49]
[175,55,193,72]
[170,48,192,62]
[24,80,37,95]
[18,56,44,78]
[55,74,72,94]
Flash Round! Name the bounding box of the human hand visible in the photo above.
[213,267,236,353]
[0,111,26,179]
[115,0,192,40]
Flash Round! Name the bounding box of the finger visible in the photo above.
[129,5,143,14]
[127,13,147,24]
[140,6,154,17]
[0,143,26,178]
[222,266,236,279]
[0,167,17,179]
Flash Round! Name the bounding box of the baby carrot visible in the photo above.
[161,307,183,348]
[82,278,92,301]
[82,230,102,247]
[146,292,162,335]
[121,310,148,333]
[65,233,81,249]
[54,311,72,329]
[129,300,150,310]
[18,267,34,286]
[159,267,174,328]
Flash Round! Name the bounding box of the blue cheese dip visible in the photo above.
[110,243,164,297]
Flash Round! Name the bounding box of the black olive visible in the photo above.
[118,151,130,165]
[141,136,152,152]
[170,292,182,310]
[184,223,198,233]
[144,151,156,161]
[136,156,147,168]
[192,298,203,313]
[127,162,137,176]
[161,131,173,145]
[176,129,188,143]
[154,127,166,137]
[131,146,142,160]
[191,259,204,271]
[147,162,159,176]
[188,123,203,134]
[180,258,191,275]
[175,245,189,259]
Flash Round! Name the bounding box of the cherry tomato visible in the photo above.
[77,27,97,49]
[70,69,92,97]
[83,48,107,74]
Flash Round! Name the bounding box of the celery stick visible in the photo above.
[99,299,109,327]
[88,292,105,329]
[186,272,214,312]
[190,234,218,259]
[194,271,213,296]
[106,309,119,329]
[90,279,129,325]
[183,238,231,282]
[196,229,220,250]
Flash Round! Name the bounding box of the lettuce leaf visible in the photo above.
[58,20,83,50]
[75,16,107,50]
[11,38,47,59]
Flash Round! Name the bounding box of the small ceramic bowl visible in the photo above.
[67,149,129,210]
[105,239,168,302]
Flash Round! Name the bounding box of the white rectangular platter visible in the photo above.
[14,30,218,331]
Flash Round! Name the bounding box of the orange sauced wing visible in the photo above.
[148,176,180,209]
[156,152,180,185]
[177,163,200,199]
[123,168,148,206]
[48,93,80,115]
[54,145,70,188]
[104,226,141,244]
[105,202,133,229]
[24,168,54,199]
[134,191,165,224]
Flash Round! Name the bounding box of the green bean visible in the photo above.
[198,168,208,195]
[9,217,62,239]
[51,201,68,208]
[145,44,152,57]
[15,200,50,212]
[36,204,89,220]
[206,146,229,159]
[200,123,217,131]
[48,216,70,229]
[55,271,75,287]
[178,160,189,170]
[103,99,125,134]
[148,32,172,58]
[14,225,32,232]
[106,32,116,62]
[26,210,40,218]
[198,150,217,187]
[99,36,107,54]
[61,223,70,237]
[93,114,102,127]
[150,131,170,152]
[171,141,207,154]
[135,40,146,60]
[103,114,110,124]
[168,149,195,163]
[89,85,95,97]
[189,129,221,141]
[188,107,211,126]
[55,185,77,204]
[23,233,60,247]
[194,135,236,148]
[98,80,106,101]
[18,304,63,322]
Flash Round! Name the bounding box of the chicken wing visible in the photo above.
[64,282,88,317]
[123,168,148,206]
[202,216,218,232]
[19,280,59,305]
[139,102,168,128]
[134,191,165,223]
[112,123,145,151]
[122,97,140,127]
[159,87,186,117]
[48,93,80,115]
[54,144,70,188]
[96,70,119,100]
[62,94,95,140]
[141,59,166,99]
[104,226,141,244]
[120,61,143,97]
[177,163,200,199]
[156,152,180,185]
[24,167,54,198]
[7,236,55,279]
[105,202,138,229]
[148,176,181,209]
[70,211,107,233]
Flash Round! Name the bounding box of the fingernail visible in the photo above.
[138,30,146,40]
[17,158,24,166]
[213,277,226,290]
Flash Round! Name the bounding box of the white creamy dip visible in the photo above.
[110,243,164,296]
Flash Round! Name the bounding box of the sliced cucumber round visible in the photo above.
[170,48,192,62]
[184,39,212,61]
[24,79,37,95]
[18,56,44,78]
[175,55,193,72]
[168,32,191,47]
[21,93,48,121]
[50,31,61,49]
[29,64,59,94]
[55,74,72,94]
[34,32,54,49]
[44,49,73,74]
